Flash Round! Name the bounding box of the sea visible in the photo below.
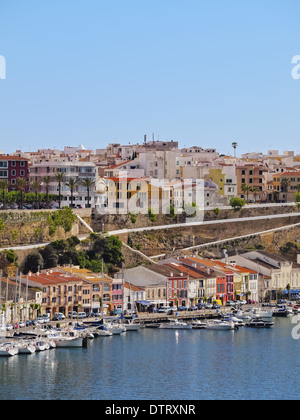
[0,317,299,401]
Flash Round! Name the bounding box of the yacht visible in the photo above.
[0,342,19,357]
[123,320,142,331]
[104,322,126,335]
[246,319,274,328]
[192,320,207,329]
[159,319,192,330]
[204,320,235,330]
[248,308,273,321]
[18,340,37,354]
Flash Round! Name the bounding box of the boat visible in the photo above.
[245,319,274,328]
[247,308,273,321]
[159,319,192,329]
[104,322,126,335]
[192,320,207,329]
[123,320,142,331]
[18,341,37,354]
[222,315,245,327]
[0,342,19,357]
[204,320,235,330]
[34,340,49,351]
[233,310,252,322]
[94,325,113,337]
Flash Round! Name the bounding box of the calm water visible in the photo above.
[0,317,300,400]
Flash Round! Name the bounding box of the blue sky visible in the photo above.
[0,0,300,156]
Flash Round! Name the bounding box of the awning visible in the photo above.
[136,300,151,306]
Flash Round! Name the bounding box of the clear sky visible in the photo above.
[0,0,300,156]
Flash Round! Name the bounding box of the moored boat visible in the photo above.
[159,319,192,330]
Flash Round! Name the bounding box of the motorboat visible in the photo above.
[123,320,142,331]
[222,315,245,327]
[94,325,113,337]
[204,320,235,330]
[159,319,193,330]
[34,340,49,351]
[104,322,126,335]
[245,319,274,328]
[192,320,207,329]
[0,342,19,357]
[233,310,252,322]
[247,308,273,321]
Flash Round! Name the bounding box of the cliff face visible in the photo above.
[0,210,81,247]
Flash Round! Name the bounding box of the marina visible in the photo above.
[0,316,299,400]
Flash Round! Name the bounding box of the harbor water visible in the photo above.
[0,317,299,400]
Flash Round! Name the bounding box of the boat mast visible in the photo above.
[101,258,104,319]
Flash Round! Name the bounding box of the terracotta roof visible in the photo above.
[0,155,29,161]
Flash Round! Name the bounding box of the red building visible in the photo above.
[0,155,29,191]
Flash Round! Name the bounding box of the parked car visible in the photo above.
[178,306,188,311]
[77,312,87,319]
[6,324,13,331]
[52,315,63,321]
[68,311,77,318]
[205,303,213,309]
[188,306,198,311]
[55,312,65,319]
[226,301,235,307]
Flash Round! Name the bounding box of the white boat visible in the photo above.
[124,320,142,331]
[18,341,36,354]
[234,310,252,322]
[105,322,126,335]
[94,326,113,336]
[34,340,49,351]
[192,320,207,329]
[223,315,245,327]
[0,342,19,357]
[248,308,273,322]
[204,320,235,330]
[159,319,193,330]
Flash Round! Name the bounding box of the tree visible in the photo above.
[281,177,291,203]
[230,197,246,212]
[65,178,78,208]
[42,176,52,208]
[250,187,260,203]
[241,183,250,203]
[295,192,300,209]
[0,179,9,210]
[30,180,43,209]
[22,251,44,274]
[16,177,27,209]
[80,177,95,208]
[54,171,65,209]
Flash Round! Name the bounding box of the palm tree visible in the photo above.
[80,177,95,208]
[54,172,65,209]
[42,176,52,208]
[281,177,291,203]
[250,186,260,203]
[241,182,250,203]
[31,180,43,209]
[0,179,9,210]
[65,177,78,208]
[16,177,28,209]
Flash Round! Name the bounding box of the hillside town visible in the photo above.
[0,139,300,324]
[0,139,300,212]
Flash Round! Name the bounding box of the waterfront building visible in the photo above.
[226,251,300,299]
[57,266,113,313]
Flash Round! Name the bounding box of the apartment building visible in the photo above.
[271,171,300,202]
[0,155,29,191]
[227,251,300,299]
[236,164,268,201]
[29,158,98,208]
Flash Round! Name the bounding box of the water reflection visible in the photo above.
[0,319,300,400]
